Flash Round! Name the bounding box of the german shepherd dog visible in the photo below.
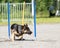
[11,23,32,41]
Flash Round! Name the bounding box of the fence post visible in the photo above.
[8,3,10,39]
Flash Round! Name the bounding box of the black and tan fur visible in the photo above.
[11,23,32,41]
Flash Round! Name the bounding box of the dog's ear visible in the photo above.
[25,24,28,26]
[24,24,28,27]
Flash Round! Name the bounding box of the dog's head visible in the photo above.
[23,24,32,35]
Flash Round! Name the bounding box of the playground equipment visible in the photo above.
[7,1,36,39]
[0,0,36,39]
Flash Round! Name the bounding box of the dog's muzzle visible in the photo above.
[26,31,32,35]
[24,30,32,35]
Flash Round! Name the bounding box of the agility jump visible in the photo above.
[7,1,36,40]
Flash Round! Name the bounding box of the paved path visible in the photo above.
[0,24,60,48]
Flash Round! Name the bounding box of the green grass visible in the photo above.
[0,18,33,25]
[37,10,49,18]
[37,17,60,24]
[0,17,60,25]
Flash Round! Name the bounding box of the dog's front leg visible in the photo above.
[11,29,16,41]
[11,32,15,41]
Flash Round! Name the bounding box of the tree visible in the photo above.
[0,0,2,3]
[36,0,46,12]
[36,0,56,12]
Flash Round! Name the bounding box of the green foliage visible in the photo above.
[36,0,55,11]
[0,0,57,18]
[36,0,57,17]
[0,0,31,3]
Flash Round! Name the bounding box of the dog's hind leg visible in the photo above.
[18,35,23,39]
[18,35,25,40]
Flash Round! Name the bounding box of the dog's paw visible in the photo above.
[19,38,25,40]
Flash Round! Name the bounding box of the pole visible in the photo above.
[32,0,34,16]
[34,0,36,37]
[8,3,10,39]
[22,2,25,25]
